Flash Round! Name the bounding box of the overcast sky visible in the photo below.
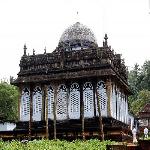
[0,0,150,80]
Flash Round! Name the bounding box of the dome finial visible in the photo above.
[76,11,80,23]
[33,49,35,55]
[44,46,46,54]
[103,34,108,47]
[23,44,27,56]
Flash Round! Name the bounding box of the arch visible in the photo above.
[32,86,42,121]
[69,83,80,119]
[57,84,67,120]
[83,82,94,118]
[47,85,54,119]
[96,81,107,117]
[20,87,30,121]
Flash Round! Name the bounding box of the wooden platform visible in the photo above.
[0,117,132,141]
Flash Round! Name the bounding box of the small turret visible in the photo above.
[103,34,108,47]
[23,44,27,56]
[33,49,35,55]
[44,47,46,54]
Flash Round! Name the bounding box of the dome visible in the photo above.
[58,22,97,50]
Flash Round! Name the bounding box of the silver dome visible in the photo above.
[59,22,97,44]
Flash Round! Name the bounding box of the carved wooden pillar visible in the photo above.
[93,81,96,117]
[44,85,49,139]
[41,84,45,121]
[18,85,22,121]
[66,82,69,119]
[29,84,33,140]
[53,84,57,140]
[106,79,112,117]
[96,90,104,141]
[115,86,118,120]
[80,82,85,140]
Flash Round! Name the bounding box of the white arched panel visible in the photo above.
[47,85,54,119]
[111,85,116,119]
[20,87,30,121]
[116,90,119,120]
[32,86,42,121]
[69,83,80,119]
[57,84,67,120]
[122,93,126,123]
[96,81,107,117]
[83,82,94,118]
[118,91,122,121]
[125,96,128,124]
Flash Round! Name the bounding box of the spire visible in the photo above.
[76,11,80,23]
[23,44,27,56]
[44,46,46,54]
[33,49,35,55]
[103,34,108,47]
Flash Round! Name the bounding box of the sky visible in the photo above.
[0,0,150,80]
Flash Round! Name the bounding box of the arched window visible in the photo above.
[47,85,54,119]
[20,87,30,121]
[83,82,94,118]
[111,85,116,119]
[32,86,42,121]
[116,89,120,120]
[96,81,107,117]
[118,91,122,121]
[69,83,80,119]
[57,84,67,120]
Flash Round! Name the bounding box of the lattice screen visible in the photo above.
[96,81,107,117]
[125,96,128,124]
[121,93,125,123]
[47,85,54,119]
[116,90,120,120]
[57,84,67,120]
[83,82,94,118]
[69,83,80,119]
[118,91,122,121]
[32,86,42,121]
[20,87,30,121]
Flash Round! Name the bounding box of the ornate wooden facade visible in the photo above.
[139,103,150,132]
[12,22,132,140]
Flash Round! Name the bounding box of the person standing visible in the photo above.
[144,127,148,138]
[132,127,137,143]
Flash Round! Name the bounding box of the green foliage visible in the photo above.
[0,82,19,121]
[128,60,150,115]
[130,90,150,115]
[0,139,115,150]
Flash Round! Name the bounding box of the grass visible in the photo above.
[0,139,116,150]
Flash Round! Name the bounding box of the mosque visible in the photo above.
[12,22,133,140]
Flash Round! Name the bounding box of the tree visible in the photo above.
[130,90,150,115]
[0,82,19,121]
[140,61,150,91]
[128,60,150,115]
